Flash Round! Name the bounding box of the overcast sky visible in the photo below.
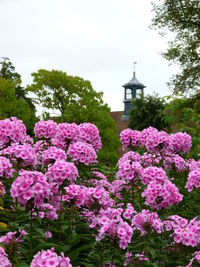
[0,0,178,112]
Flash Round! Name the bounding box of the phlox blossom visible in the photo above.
[30,247,72,267]
[0,247,12,267]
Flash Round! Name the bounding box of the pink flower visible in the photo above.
[44,231,52,239]
[52,123,79,149]
[34,120,57,139]
[77,123,102,151]
[11,170,50,207]
[0,247,12,267]
[132,209,163,236]
[31,247,72,267]
[46,160,78,185]
[0,156,13,178]
[120,129,140,150]
[186,169,200,192]
[41,146,66,166]
[142,179,183,210]
[0,117,27,147]
[67,142,97,165]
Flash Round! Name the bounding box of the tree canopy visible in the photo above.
[128,94,167,131]
[27,69,120,164]
[151,0,200,94]
[0,77,37,134]
[0,57,36,111]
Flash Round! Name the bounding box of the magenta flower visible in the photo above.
[11,170,50,207]
[67,141,97,165]
[30,247,72,267]
[0,247,12,267]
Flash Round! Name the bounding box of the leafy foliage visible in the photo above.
[0,77,37,135]
[128,94,167,131]
[164,93,200,158]
[151,0,200,94]
[0,57,36,111]
[27,69,120,165]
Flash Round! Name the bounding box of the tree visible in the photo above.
[128,94,167,131]
[0,57,36,111]
[163,93,200,158]
[0,77,37,134]
[27,69,120,164]
[151,0,200,94]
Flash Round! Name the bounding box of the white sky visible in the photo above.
[0,0,178,112]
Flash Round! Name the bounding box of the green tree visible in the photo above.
[151,0,200,94]
[128,94,167,131]
[0,57,36,111]
[0,77,37,134]
[27,69,120,164]
[163,93,200,158]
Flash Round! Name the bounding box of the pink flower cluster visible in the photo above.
[78,123,102,151]
[46,160,78,185]
[109,180,129,200]
[2,144,37,167]
[41,146,66,166]
[120,127,192,155]
[34,120,57,139]
[0,156,13,178]
[85,187,115,209]
[123,203,136,220]
[63,184,88,207]
[11,170,50,207]
[120,129,140,150]
[186,169,200,192]
[0,117,27,147]
[63,185,114,210]
[88,207,133,249]
[170,132,192,154]
[0,247,12,267]
[142,179,183,210]
[131,209,163,236]
[52,123,79,149]
[67,142,97,165]
[141,167,168,185]
[189,159,200,172]
[141,128,169,153]
[31,247,72,267]
[117,152,143,182]
[38,203,58,220]
[118,151,141,165]
[164,215,200,247]
[141,152,160,167]
[0,229,27,244]
[164,154,188,172]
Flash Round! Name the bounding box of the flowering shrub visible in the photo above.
[1,118,200,266]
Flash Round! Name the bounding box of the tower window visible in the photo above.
[126,89,132,99]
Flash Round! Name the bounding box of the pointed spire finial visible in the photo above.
[133,61,137,76]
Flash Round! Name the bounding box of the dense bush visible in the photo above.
[128,94,167,131]
[164,94,200,159]
[1,117,200,266]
